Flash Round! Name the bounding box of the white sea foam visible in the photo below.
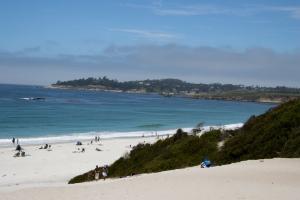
[201,123,244,132]
[20,97,33,100]
[0,123,243,147]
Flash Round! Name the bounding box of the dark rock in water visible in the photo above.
[32,97,45,100]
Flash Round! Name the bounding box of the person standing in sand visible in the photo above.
[102,166,108,180]
[95,165,100,180]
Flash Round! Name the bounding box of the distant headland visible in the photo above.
[50,77,300,103]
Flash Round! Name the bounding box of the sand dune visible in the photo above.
[1,137,300,200]
[1,158,300,200]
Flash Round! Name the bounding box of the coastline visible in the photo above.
[47,85,285,104]
[1,120,299,199]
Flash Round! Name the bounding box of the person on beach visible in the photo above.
[16,138,19,145]
[95,165,100,180]
[16,144,22,152]
[12,137,15,145]
[102,166,108,180]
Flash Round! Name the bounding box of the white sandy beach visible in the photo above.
[0,137,157,190]
[1,137,300,200]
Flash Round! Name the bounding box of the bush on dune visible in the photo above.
[217,99,300,164]
[108,129,221,178]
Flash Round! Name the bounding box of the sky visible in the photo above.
[0,0,299,87]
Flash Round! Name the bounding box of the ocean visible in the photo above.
[0,84,274,146]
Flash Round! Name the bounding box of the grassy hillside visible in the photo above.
[69,100,300,184]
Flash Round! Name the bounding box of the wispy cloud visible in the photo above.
[124,2,300,20]
[154,5,234,16]
[266,6,300,19]
[108,28,178,40]
[124,3,257,17]
[16,46,41,55]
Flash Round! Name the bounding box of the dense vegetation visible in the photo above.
[218,99,300,163]
[69,99,300,184]
[53,77,300,103]
[108,129,221,178]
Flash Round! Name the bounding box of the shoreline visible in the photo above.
[0,123,243,147]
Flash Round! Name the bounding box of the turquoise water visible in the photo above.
[0,84,274,144]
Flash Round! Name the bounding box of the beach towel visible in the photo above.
[201,159,212,168]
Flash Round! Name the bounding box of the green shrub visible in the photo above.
[218,100,300,164]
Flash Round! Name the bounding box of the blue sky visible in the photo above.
[0,0,300,86]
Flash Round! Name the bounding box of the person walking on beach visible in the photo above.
[16,138,19,145]
[12,137,15,145]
